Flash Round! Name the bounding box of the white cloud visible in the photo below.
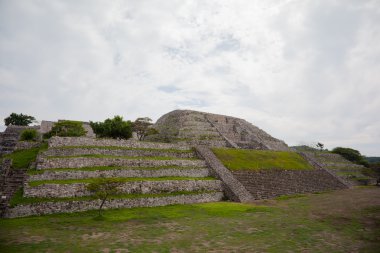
[0,0,379,155]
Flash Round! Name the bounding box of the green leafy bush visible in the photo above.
[331,147,369,167]
[20,129,38,141]
[44,121,86,138]
[90,116,132,139]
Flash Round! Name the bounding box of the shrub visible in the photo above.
[332,147,369,167]
[86,177,123,216]
[20,129,38,141]
[44,121,86,138]
[90,116,132,139]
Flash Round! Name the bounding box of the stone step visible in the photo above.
[323,162,364,168]
[24,179,223,198]
[178,131,222,138]
[42,148,196,159]
[181,122,214,127]
[37,157,207,169]
[4,191,224,218]
[48,137,191,150]
[179,127,216,132]
[28,167,211,181]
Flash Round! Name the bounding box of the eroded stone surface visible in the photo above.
[147,110,289,150]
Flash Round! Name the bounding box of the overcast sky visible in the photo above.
[1,0,379,156]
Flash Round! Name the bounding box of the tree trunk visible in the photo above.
[99,194,108,216]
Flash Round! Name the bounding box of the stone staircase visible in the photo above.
[304,152,375,186]
[4,137,224,218]
[0,159,28,216]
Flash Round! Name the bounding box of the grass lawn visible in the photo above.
[212,148,312,171]
[0,187,379,252]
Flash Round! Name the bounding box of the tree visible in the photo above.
[332,147,369,167]
[86,178,124,217]
[132,117,154,141]
[4,113,36,126]
[44,120,86,138]
[316,142,324,151]
[90,116,132,139]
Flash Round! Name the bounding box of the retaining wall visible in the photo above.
[49,137,191,150]
[29,168,210,181]
[24,180,223,198]
[36,157,206,169]
[5,192,224,218]
[232,168,347,199]
[42,148,195,158]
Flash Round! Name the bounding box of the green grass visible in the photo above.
[46,154,198,160]
[3,147,40,169]
[52,145,193,153]
[1,187,379,252]
[27,165,206,175]
[212,148,313,171]
[28,176,215,187]
[9,188,217,207]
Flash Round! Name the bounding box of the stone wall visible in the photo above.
[195,146,253,202]
[232,168,348,200]
[29,168,210,181]
[49,136,191,150]
[4,192,224,218]
[15,141,41,151]
[42,147,195,159]
[24,180,223,198]
[36,157,206,169]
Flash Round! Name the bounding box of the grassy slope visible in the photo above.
[0,187,379,252]
[212,148,312,171]
[2,143,47,169]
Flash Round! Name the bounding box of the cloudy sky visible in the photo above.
[1,0,379,155]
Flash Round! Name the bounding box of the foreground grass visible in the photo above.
[212,148,313,170]
[1,187,379,252]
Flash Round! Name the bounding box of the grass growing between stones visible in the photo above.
[46,154,198,160]
[1,187,379,252]
[53,146,193,153]
[212,148,313,171]
[9,188,217,207]
[27,165,207,175]
[28,177,216,187]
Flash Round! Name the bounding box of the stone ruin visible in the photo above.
[147,110,289,150]
[0,109,362,218]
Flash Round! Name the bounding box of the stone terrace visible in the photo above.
[304,152,374,186]
[4,137,224,218]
